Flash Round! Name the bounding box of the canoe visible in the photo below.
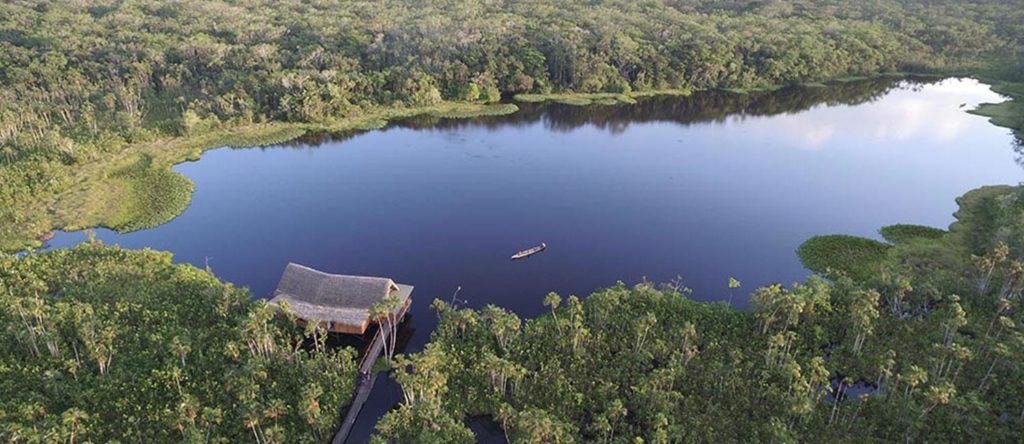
[511,243,546,260]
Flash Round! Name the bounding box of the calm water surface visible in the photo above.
[46,77,1021,441]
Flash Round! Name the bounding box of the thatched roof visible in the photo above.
[269,263,412,334]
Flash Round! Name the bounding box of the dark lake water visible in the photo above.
[45,77,1021,441]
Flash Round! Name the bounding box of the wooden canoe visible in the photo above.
[511,243,546,260]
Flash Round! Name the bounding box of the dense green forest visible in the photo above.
[0,246,357,442]
[373,185,1024,442]
[3,0,1024,442]
[2,0,1024,251]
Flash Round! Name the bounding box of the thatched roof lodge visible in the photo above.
[269,263,413,335]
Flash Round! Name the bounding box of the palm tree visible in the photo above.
[61,408,88,444]
[371,294,404,364]
[728,277,741,305]
[543,292,563,337]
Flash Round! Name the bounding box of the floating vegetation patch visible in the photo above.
[970,81,1024,139]
[513,90,689,106]
[879,224,947,244]
[220,125,309,149]
[107,154,194,232]
[797,235,892,281]
[431,103,519,119]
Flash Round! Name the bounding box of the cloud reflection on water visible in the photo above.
[734,79,999,150]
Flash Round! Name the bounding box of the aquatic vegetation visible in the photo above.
[970,81,1024,140]
[514,90,694,106]
[879,224,947,244]
[428,103,520,119]
[515,93,637,106]
[797,235,892,282]
[105,154,194,231]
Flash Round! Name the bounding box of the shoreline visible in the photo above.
[513,88,693,106]
[5,74,1022,254]
[3,102,519,252]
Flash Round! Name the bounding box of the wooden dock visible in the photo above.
[331,331,384,444]
[331,299,411,444]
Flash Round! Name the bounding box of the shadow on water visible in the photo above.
[466,416,509,443]
[1013,136,1024,169]
[279,76,935,149]
[827,377,882,403]
[340,316,416,443]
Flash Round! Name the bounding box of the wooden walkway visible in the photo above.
[331,330,384,444]
[331,300,411,444]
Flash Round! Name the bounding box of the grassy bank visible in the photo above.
[879,224,947,244]
[970,80,1024,140]
[796,235,892,281]
[513,89,692,106]
[2,102,517,252]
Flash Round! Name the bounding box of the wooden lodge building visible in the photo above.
[269,263,413,443]
[269,263,413,335]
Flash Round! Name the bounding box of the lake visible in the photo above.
[45,77,1021,441]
